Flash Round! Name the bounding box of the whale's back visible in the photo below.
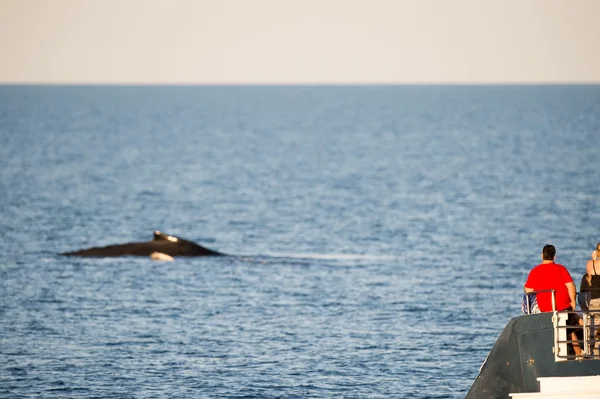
[62,232,225,257]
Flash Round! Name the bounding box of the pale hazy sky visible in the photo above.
[1,0,599,84]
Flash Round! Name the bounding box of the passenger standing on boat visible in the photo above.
[581,243,600,353]
[524,245,577,311]
[524,244,582,356]
[581,245,600,304]
[582,244,600,311]
[584,243,600,299]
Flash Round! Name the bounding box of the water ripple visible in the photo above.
[1,85,600,398]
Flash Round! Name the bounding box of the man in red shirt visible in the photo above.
[524,244,576,312]
[524,244,581,356]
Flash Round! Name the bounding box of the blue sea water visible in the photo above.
[1,85,599,398]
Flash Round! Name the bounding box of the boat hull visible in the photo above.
[465,313,600,399]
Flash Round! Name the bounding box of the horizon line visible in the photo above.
[2,81,600,87]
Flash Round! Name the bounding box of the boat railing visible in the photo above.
[524,289,600,362]
[553,307,600,361]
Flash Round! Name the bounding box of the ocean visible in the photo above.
[1,85,599,398]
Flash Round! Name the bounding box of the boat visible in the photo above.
[464,291,600,398]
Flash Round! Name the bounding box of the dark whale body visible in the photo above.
[62,231,225,257]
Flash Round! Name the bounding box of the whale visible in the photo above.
[62,231,225,257]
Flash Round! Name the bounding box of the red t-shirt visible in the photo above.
[525,262,573,312]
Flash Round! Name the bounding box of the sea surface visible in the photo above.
[1,85,599,398]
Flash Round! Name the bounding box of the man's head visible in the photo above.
[542,244,556,261]
[596,242,600,252]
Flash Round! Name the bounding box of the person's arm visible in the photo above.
[524,270,535,293]
[580,274,591,292]
[566,281,576,310]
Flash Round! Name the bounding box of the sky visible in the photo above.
[1,0,599,84]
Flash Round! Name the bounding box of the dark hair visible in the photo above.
[542,244,556,261]
[597,242,600,251]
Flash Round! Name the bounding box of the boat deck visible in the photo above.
[510,375,600,398]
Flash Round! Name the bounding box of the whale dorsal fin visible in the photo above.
[153,231,179,242]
